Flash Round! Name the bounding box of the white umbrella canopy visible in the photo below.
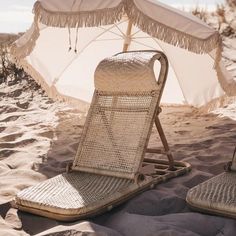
[11,0,236,111]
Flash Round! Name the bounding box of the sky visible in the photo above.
[0,0,225,33]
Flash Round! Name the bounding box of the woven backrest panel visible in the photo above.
[73,91,158,179]
[73,51,168,179]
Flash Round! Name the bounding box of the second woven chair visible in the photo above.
[14,50,190,221]
[186,147,236,219]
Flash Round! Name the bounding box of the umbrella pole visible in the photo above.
[123,20,133,52]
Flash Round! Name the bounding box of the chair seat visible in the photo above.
[16,172,140,220]
[16,159,190,221]
[186,172,236,218]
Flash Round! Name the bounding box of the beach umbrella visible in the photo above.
[11,0,236,111]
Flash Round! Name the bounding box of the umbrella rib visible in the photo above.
[55,24,126,81]
[98,19,127,38]
[95,38,124,41]
[113,22,127,37]
[132,36,154,39]
[131,29,142,37]
[98,27,124,38]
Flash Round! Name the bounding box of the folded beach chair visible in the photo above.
[15,50,190,221]
[186,147,236,219]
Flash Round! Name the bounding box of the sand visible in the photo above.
[0,75,236,236]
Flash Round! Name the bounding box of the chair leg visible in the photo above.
[155,116,175,170]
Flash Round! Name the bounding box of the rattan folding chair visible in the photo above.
[15,50,190,221]
[187,147,236,219]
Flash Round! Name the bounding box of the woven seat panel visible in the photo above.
[73,92,157,179]
[16,172,132,215]
[187,172,236,216]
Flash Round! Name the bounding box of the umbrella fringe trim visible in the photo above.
[33,1,125,28]
[215,61,236,97]
[211,39,236,98]
[125,0,221,55]
[10,21,39,59]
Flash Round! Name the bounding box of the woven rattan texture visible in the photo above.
[95,51,160,92]
[187,172,236,216]
[74,92,157,179]
[17,172,132,215]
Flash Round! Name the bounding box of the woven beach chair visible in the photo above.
[15,50,190,221]
[187,147,236,219]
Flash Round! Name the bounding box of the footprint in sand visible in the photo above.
[7,89,22,98]
[25,122,41,127]
[39,130,54,139]
[0,133,23,142]
[174,130,189,135]
[0,150,17,159]
[0,127,6,132]
[205,125,220,130]
[0,138,36,149]
[16,101,30,110]
[0,105,19,113]
[4,208,22,230]
[0,115,20,122]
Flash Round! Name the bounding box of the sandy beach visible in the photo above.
[1,1,236,235]
[0,74,236,235]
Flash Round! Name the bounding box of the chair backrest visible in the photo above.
[72,50,169,180]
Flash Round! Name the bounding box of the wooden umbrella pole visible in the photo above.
[123,19,133,52]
